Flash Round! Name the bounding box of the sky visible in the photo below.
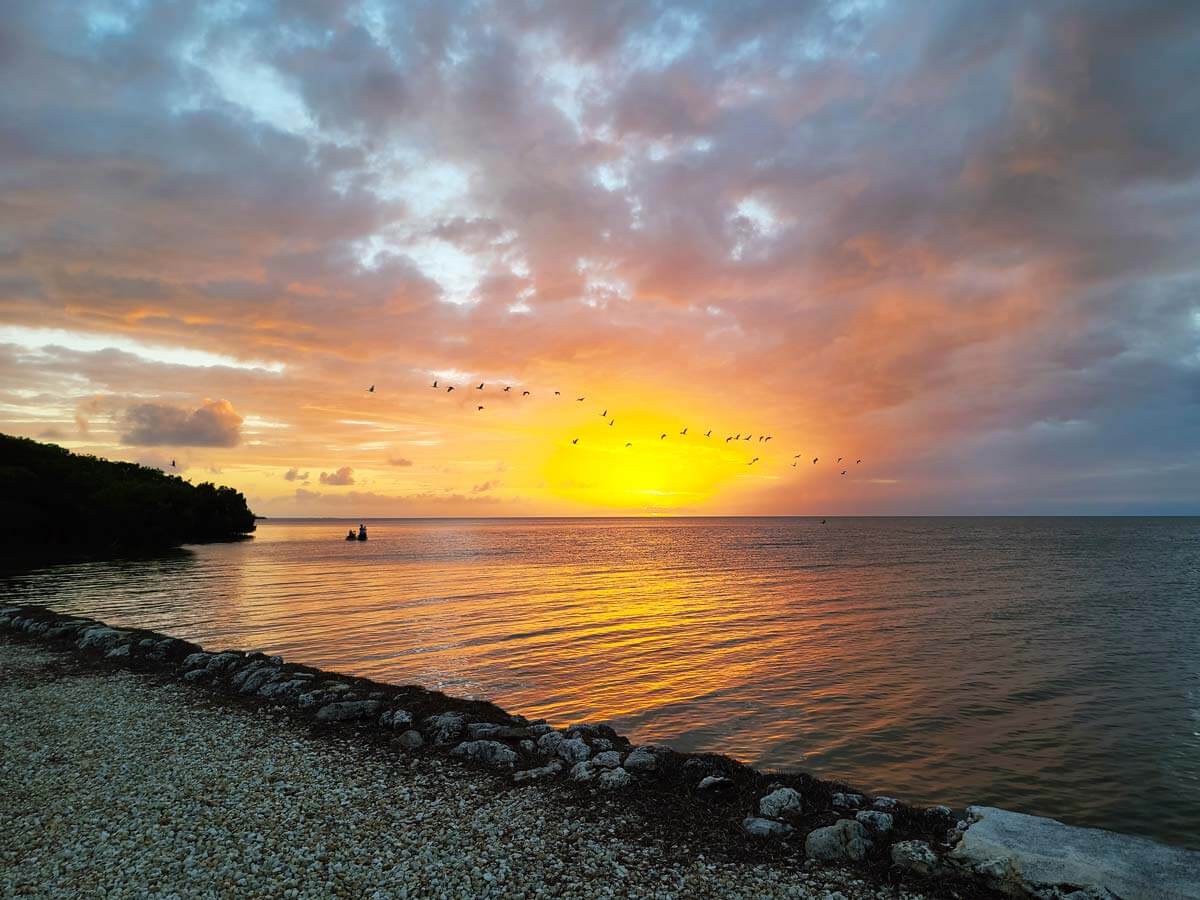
[1,0,1198,517]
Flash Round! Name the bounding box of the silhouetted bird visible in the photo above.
[504,386,511,392]
[447,386,455,392]
[837,457,843,463]
[749,457,759,465]
[660,433,667,440]
[735,433,741,440]
[571,438,579,444]
[812,457,818,464]
[478,405,484,411]
[601,409,607,417]
[680,428,688,435]
[477,383,484,390]
[791,461,797,468]
[744,435,751,441]
[705,430,712,437]
[609,419,614,426]
[794,453,801,458]
[758,436,764,442]
[856,459,862,464]
[841,470,847,475]
[765,436,772,442]
[432,380,438,388]
[725,436,732,443]
[554,391,560,396]
[170,459,176,468]
[576,396,585,401]
[523,391,531,396]
[368,385,375,393]
[625,442,632,448]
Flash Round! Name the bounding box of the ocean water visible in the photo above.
[4,517,1198,847]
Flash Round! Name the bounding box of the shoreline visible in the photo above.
[3,603,1197,899]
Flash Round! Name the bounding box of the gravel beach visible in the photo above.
[0,637,929,899]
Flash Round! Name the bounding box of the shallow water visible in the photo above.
[5,517,1199,847]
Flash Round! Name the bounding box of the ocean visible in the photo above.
[5,516,1198,847]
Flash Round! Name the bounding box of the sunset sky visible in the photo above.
[2,1,1198,516]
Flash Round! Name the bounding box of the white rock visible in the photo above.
[804,820,873,863]
[451,740,517,769]
[742,817,794,839]
[569,761,596,782]
[872,796,900,811]
[622,747,657,773]
[855,810,893,835]
[592,751,623,769]
[759,787,803,819]
[513,761,562,783]
[556,738,591,763]
[596,767,632,790]
[697,775,734,791]
[831,792,864,809]
[948,805,1200,900]
[891,840,939,876]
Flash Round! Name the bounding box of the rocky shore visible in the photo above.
[2,604,1197,899]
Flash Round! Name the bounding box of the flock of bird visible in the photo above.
[364,379,865,477]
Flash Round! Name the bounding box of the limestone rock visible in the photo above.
[597,767,632,790]
[855,810,894,835]
[556,737,591,763]
[697,775,734,792]
[451,740,517,769]
[396,730,424,751]
[513,761,563,783]
[622,747,658,773]
[759,787,803,819]
[805,820,873,863]
[742,817,794,839]
[569,760,596,783]
[891,840,939,877]
[380,709,414,729]
[947,805,1200,900]
[315,700,383,723]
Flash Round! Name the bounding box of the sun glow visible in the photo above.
[539,407,757,511]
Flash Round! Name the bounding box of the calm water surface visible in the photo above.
[5,517,1199,847]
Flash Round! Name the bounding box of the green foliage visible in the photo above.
[0,433,256,555]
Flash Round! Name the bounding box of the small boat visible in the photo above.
[357,532,367,541]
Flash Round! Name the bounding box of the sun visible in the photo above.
[539,407,752,511]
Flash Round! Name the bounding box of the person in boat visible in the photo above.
[346,528,356,541]
[358,523,368,541]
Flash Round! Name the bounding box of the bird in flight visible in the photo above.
[170,459,176,468]
[812,457,818,464]
[758,436,764,442]
[794,453,801,459]
[744,435,752,441]
[432,380,438,388]
[447,386,455,392]
[726,436,733,443]
[571,438,579,445]
[609,419,615,426]
[735,433,741,440]
[680,427,688,436]
[576,396,585,401]
[625,442,633,448]
[749,457,759,465]
[841,470,847,475]
[477,405,484,411]
[503,386,511,392]
[523,391,531,396]
[705,430,712,437]
[368,385,375,393]
[660,433,667,440]
[856,459,862,464]
[477,383,484,390]
[601,409,607,417]
[791,461,797,468]
[837,457,843,463]
[764,436,773,442]
[554,391,560,396]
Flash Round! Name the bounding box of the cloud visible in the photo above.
[387,456,413,467]
[118,399,242,447]
[284,467,310,481]
[319,466,355,485]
